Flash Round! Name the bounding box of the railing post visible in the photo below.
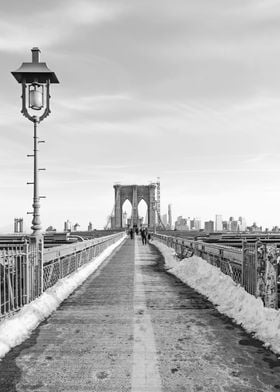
[28,235,44,301]
[39,236,44,295]
[262,244,278,308]
[25,240,31,304]
[241,241,246,290]
[243,241,279,309]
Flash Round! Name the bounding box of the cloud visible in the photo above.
[56,93,132,113]
[0,1,121,52]
[64,1,118,25]
[3,0,280,229]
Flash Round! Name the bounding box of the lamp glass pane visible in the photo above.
[30,89,43,110]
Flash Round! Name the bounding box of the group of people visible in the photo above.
[128,226,152,245]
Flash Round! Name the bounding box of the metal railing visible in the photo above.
[153,233,279,308]
[0,232,124,318]
[154,233,243,281]
[0,243,27,316]
[0,238,43,317]
[43,232,124,290]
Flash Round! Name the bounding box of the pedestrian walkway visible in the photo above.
[0,237,280,391]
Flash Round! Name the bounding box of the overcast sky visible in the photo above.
[1,0,280,232]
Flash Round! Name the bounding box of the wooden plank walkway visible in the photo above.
[0,237,279,391]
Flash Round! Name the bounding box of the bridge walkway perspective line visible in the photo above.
[0,237,280,391]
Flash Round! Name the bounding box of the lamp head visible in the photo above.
[11,47,59,84]
[11,48,59,122]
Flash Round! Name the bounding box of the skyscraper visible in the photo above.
[14,218,23,233]
[204,220,214,232]
[193,218,201,231]
[64,220,71,232]
[215,215,223,231]
[168,204,172,229]
[238,216,247,232]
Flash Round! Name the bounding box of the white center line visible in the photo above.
[131,239,162,392]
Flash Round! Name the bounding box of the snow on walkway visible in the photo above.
[0,234,126,360]
[153,239,280,356]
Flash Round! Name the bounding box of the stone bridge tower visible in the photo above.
[113,184,156,229]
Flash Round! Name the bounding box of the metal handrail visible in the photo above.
[43,233,121,264]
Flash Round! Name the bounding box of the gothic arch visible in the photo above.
[113,184,156,229]
[121,199,132,228]
[138,198,148,225]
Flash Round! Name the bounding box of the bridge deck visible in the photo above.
[0,237,280,391]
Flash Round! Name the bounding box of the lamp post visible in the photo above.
[12,47,59,239]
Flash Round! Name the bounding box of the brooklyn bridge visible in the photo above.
[0,182,280,391]
[2,2,280,389]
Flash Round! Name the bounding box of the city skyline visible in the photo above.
[174,214,250,231]
[9,211,273,234]
[2,198,280,234]
[2,1,280,232]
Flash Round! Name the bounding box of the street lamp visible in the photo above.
[12,47,59,238]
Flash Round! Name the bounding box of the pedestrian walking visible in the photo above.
[140,228,147,245]
[129,228,134,239]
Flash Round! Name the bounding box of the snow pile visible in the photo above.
[0,234,126,360]
[153,240,280,355]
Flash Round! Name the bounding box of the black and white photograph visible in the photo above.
[0,0,280,391]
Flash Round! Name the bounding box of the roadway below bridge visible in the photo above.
[0,237,280,391]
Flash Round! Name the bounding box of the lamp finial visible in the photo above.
[31,47,41,63]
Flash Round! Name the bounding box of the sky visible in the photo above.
[1,0,280,232]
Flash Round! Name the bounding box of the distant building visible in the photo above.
[161,214,168,227]
[175,216,200,231]
[215,215,223,231]
[175,216,182,228]
[192,218,201,230]
[204,220,214,232]
[190,219,195,230]
[46,226,56,232]
[64,220,72,232]
[73,223,80,231]
[230,220,238,231]
[224,216,247,232]
[247,222,262,232]
[14,218,23,233]
[222,221,229,231]
[168,204,172,229]
[175,216,189,230]
[122,211,128,228]
[238,216,247,232]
